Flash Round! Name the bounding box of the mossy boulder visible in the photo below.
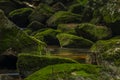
[27,21,45,31]
[75,23,112,41]
[29,3,54,23]
[34,29,60,45]
[47,11,81,27]
[0,9,46,54]
[103,48,120,66]
[69,4,85,14]
[100,1,120,35]
[9,8,33,28]
[57,33,93,48]
[24,63,101,80]
[0,0,17,15]
[57,24,78,35]
[52,2,66,12]
[17,54,78,78]
[91,39,120,53]
[91,38,120,67]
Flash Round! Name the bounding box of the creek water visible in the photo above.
[0,69,21,80]
[0,47,93,80]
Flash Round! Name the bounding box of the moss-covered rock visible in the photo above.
[57,24,78,35]
[17,54,78,78]
[0,0,17,15]
[52,2,66,12]
[57,33,93,48]
[91,39,120,53]
[27,21,45,31]
[47,11,81,27]
[91,38,120,67]
[103,48,120,66]
[24,63,101,80]
[75,23,112,41]
[9,8,33,28]
[0,9,46,54]
[34,29,60,45]
[69,3,85,14]
[29,3,54,23]
[100,1,120,35]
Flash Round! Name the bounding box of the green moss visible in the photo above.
[0,10,46,54]
[75,23,112,41]
[15,32,46,53]
[9,8,33,27]
[34,29,60,45]
[24,63,101,80]
[27,21,45,31]
[57,24,78,35]
[57,33,93,48]
[17,54,78,77]
[91,39,120,53]
[47,11,81,27]
[100,1,120,23]
[91,38,120,66]
[103,48,120,66]
[29,3,54,23]
[23,29,32,35]
[69,3,85,14]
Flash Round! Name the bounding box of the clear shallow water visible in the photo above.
[48,47,92,63]
[0,72,21,80]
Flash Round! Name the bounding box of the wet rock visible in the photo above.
[100,1,120,35]
[75,23,112,41]
[34,28,60,45]
[0,9,46,54]
[91,38,120,53]
[24,63,101,80]
[17,54,77,78]
[29,3,54,24]
[69,3,85,14]
[57,23,78,35]
[57,33,93,48]
[47,11,81,27]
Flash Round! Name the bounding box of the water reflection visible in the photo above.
[48,47,92,63]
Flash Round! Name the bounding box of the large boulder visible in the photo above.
[57,33,93,48]
[29,3,54,23]
[9,8,33,28]
[75,23,112,41]
[69,3,85,14]
[17,54,78,78]
[0,9,46,54]
[103,48,120,66]
[34,29,60,45]
[91,39,120,53]
[99,0,120,35]
[57,23,78,35]
[24,63,101,80]
[47,11,81,27]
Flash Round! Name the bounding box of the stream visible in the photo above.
[0,47,93,80]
